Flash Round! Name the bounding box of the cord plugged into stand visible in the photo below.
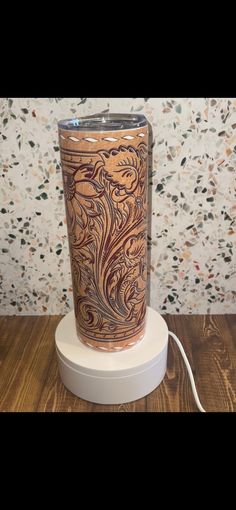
[168,331,206,413]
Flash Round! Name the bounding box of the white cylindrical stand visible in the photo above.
[55,306,168,405]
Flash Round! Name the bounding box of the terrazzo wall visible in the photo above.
[0,98,235,315]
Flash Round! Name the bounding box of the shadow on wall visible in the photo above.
[147,121,153,307]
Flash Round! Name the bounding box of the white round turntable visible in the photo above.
[55,306,168,405]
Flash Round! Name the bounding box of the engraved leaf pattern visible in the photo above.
[61,142,148,346]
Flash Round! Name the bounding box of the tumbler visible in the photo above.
[58,114,148,351]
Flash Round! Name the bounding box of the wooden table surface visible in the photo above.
[0,314,235,412]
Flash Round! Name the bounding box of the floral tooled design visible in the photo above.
[60,137,148,350]
[124,232,146,267]
[97,146,144,203]
[63,167,104,231]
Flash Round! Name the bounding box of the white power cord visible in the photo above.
[168,331,206,413]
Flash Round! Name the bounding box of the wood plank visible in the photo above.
[91,397,147,412]
[0,316,38,398]
[146,316,195,412]
[0,316,50,411]
[222,315,236,350]
[189,315,236,412]
[0,315,235,412]
[164,315,236,412]
[0,316,35,367]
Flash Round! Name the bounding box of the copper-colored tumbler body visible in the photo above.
[58,114,148,351]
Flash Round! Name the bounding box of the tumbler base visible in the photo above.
[76,323,146,352]
[55,306,168,405]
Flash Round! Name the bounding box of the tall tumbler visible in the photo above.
[58,114,148,351]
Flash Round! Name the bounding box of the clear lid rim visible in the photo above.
[58,113,148,132]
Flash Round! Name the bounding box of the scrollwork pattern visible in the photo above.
[59,131,148,351]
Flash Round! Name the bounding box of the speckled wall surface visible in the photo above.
[0,98,235,315]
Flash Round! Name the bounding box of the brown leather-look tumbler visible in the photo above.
[58,114,148,351]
